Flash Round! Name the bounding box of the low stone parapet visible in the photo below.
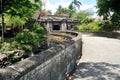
[78,31,120,39]
[0,31,82,80]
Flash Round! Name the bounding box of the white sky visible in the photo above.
[43,0,98,17]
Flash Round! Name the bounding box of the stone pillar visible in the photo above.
[46,21,51,33]
[61,20,67,31]
[49,23,53,32]
[46,20,52,47]
[67,25,71,30]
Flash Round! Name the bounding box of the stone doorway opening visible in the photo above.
[53,25,60,30]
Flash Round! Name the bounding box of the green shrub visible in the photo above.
[100,20,113,31]
[11,16,26,27]
[20,44,33,56]
[32,23,45,38]
[33,24,44,33]
[81,17,93,24]
[10,41,21,49]
[4,15,26,27]
[0,41,20,52]
[4,15,12,27]
[77,22,101,31]
[0,42,11,52]
[0,23,46,55]
[15,29,39,45]
[111,13,120,30]
[11,55,20,61]
[0,40,33,56]
[28,23,45,38]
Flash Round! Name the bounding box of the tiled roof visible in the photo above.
[33,11,52,19]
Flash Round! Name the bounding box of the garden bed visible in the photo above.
[0,32,75,68]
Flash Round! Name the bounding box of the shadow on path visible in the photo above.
[73,62,120,80]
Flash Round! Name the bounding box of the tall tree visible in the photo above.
[72,11,92,23]
[96,0,120,30]
[71,0,82,10]
[0,0,42,20]
[96,0,111,20]
[0,0,42,41]
[68,3,76,17]
[109,0,120,13]
[54,5,67,16]
[54,4,76,17]
[96,0,120,19]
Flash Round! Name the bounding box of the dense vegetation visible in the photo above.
[75,0,120,32]
[0,24,45,55]
[0,0,42,27]
[54,0,81,17]
[0,23,45,67]
[54,0,120,32]
[1,0,120,53]
[77,22,101,31]
[96,0,120,31]
[0,0,120,67]
[0,0,45,55]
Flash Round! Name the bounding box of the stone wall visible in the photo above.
[79,31,120,39]
[0,31,82,80]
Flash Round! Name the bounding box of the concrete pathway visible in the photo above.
[73,35,120,80]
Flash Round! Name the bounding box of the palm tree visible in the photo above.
[54,5,65,16]
[71,0,82,10]
[68,3,76,17]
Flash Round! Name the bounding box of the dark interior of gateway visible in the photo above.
[67,25,73,30]
[53,25,60,30]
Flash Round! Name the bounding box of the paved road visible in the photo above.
[73,35,120,80]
